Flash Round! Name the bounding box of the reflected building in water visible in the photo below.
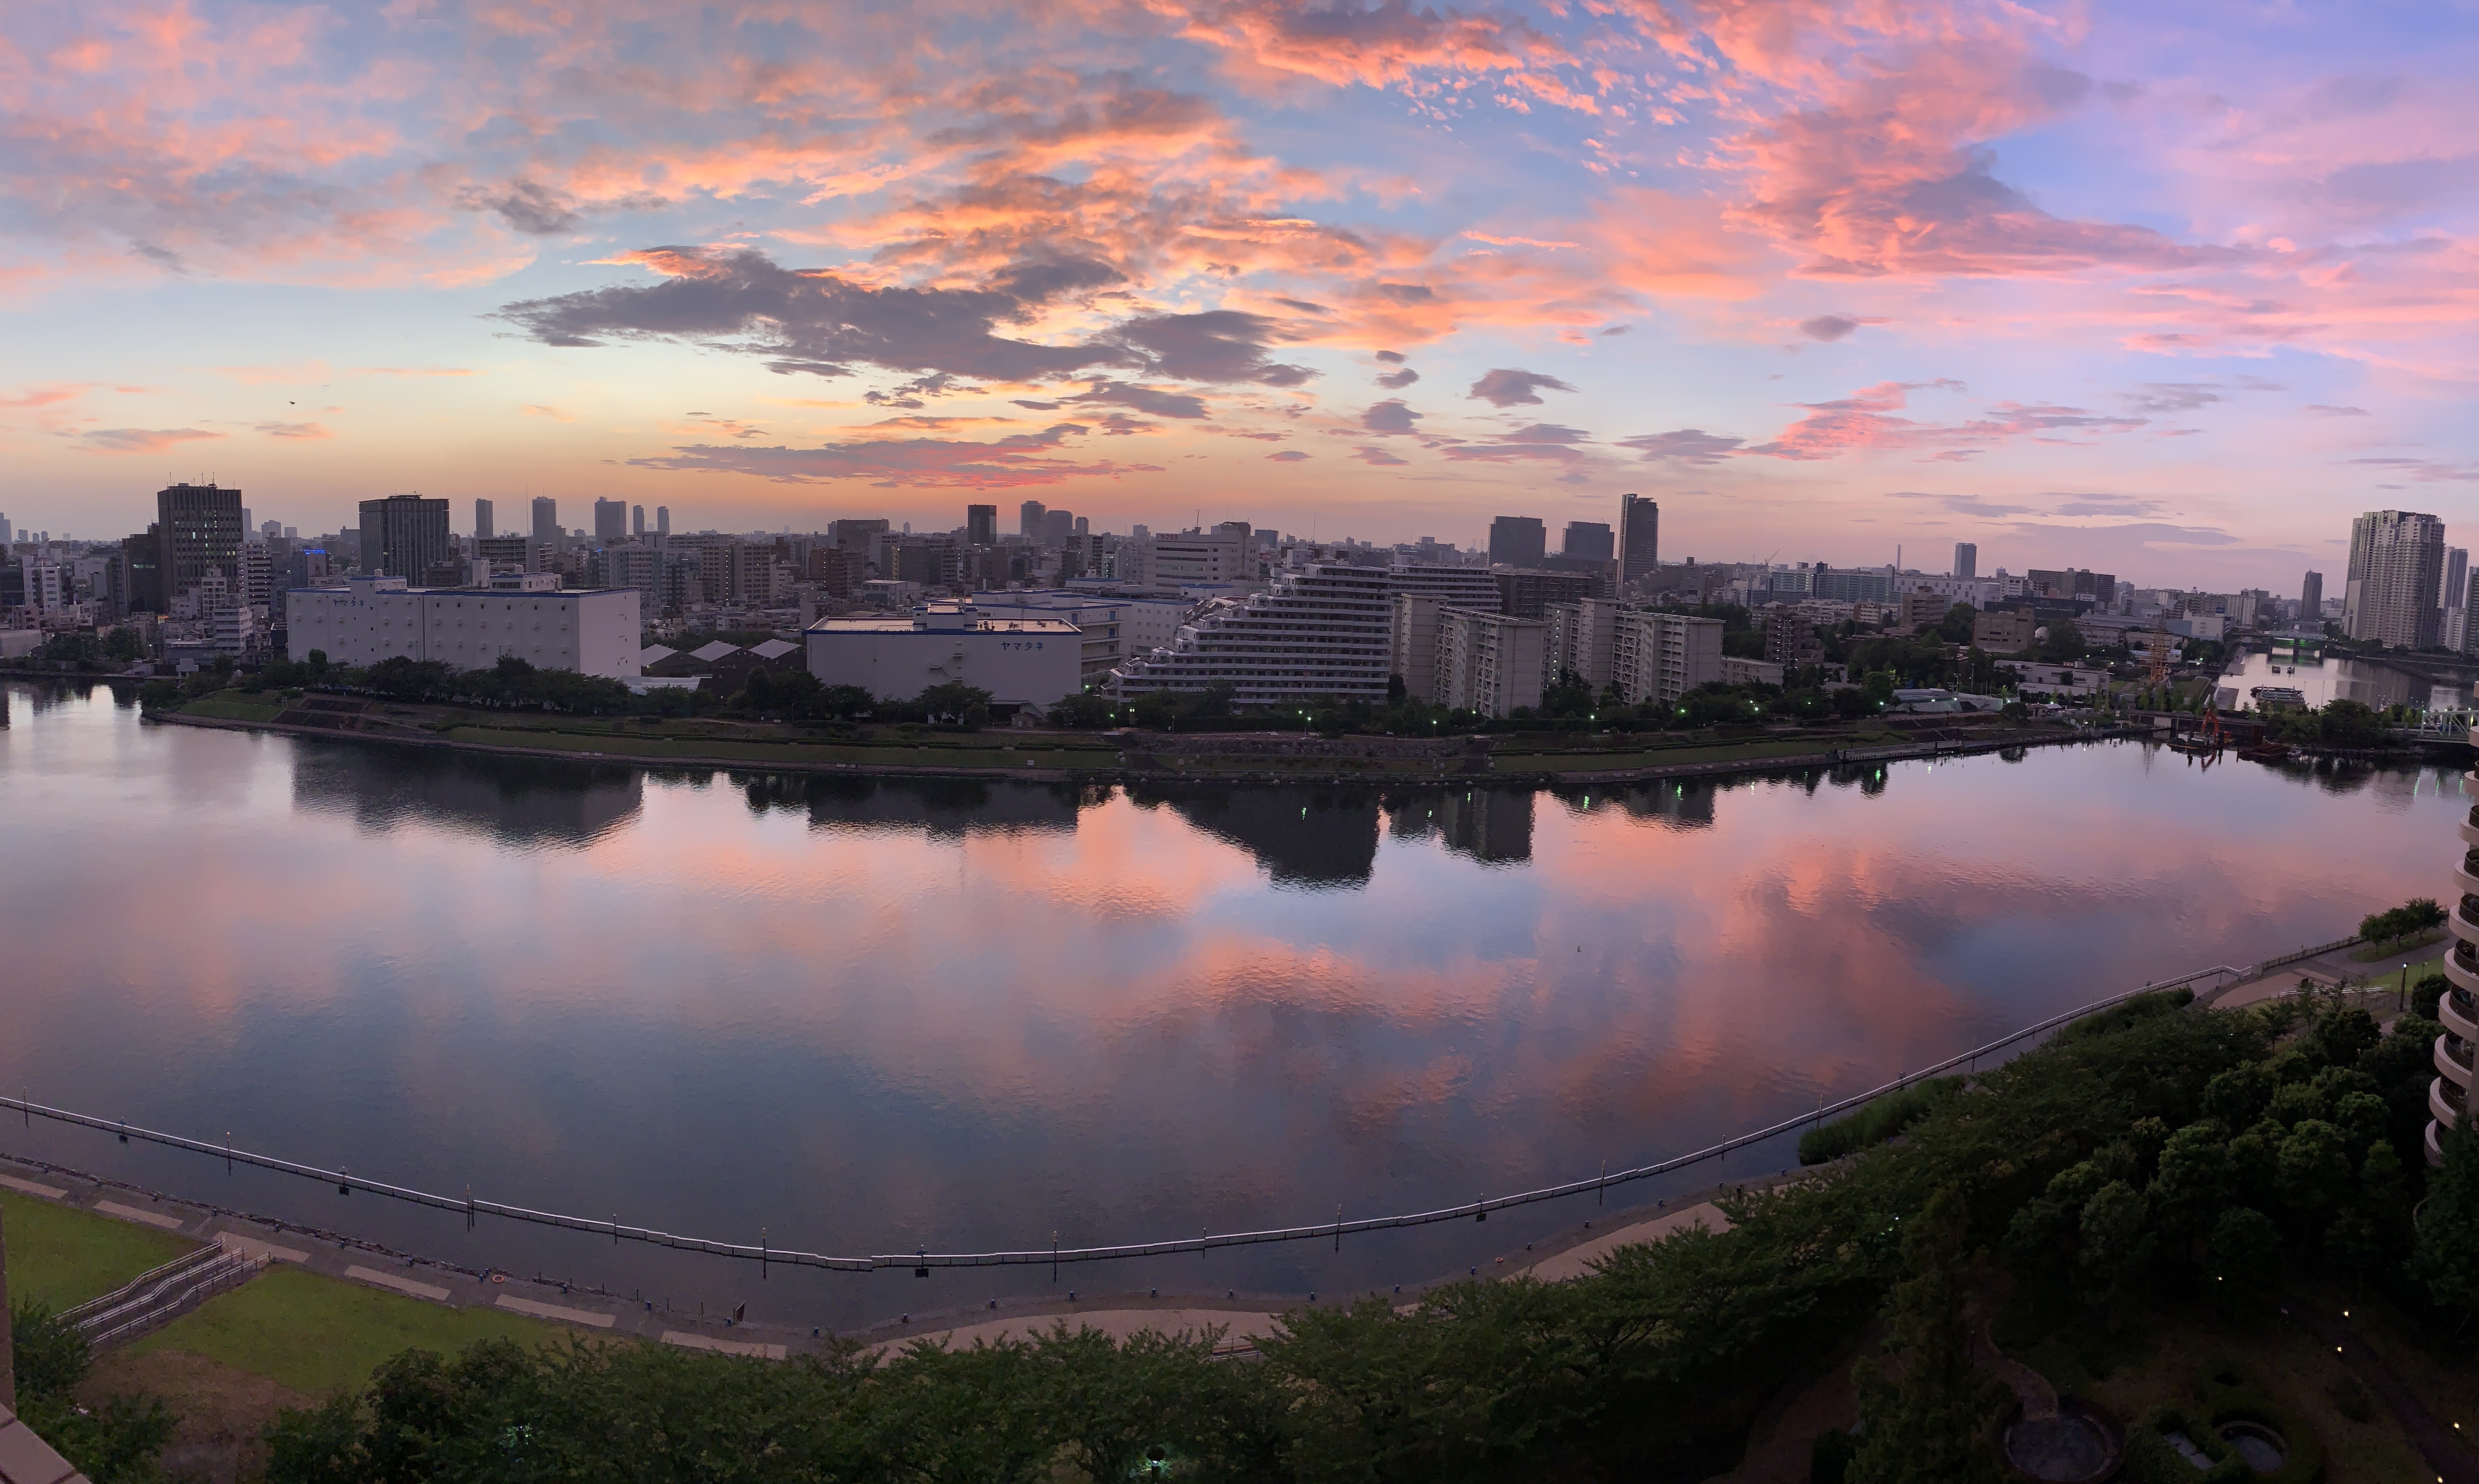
[1142,784,1384,886]
[1386,788,1535,863]
[731,772,1096,839]
[292,747,644,845]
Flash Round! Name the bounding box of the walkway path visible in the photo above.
[2210,934,2446,1011]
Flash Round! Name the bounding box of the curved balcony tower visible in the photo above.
[2432,760,2479,1165]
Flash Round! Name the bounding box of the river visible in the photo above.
[0,681,2466,1328]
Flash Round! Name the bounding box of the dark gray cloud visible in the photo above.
[1498,423,1590,444]
[2121,382,2220,413]
[629,422,1158,488]
[1617,428,1743,464]
[461,179,583,235]
[1800,315,1859,342]
[1021,381,1211,418]
[1376,366,1420,389]
[1361,399,1422,434]
[1469,367,1577,407]
[1266,450,1310,461]
[1374,350,1408,364]
[495,246,1314,388]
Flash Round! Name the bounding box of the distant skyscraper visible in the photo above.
[633,504,646,537]
[1619,493,1658,588]
[2300,570,2322,625]
[1953,542,1977,579]
[0,513,11,547]
[155,482,245,605]
[1041,508,1075,548]
[966,504,998,546]
[656,506,670,537]
[358,494,452,579]
[2446,548,2470,651]
[2343,510,2445,649]
[1561,521,1614,561]
[593,497,627,543]
[1488,515,1546,568]
[475,498,494,539]
[531,496,558,547]
[1020,501,1046,540]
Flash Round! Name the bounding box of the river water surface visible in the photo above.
[0,682,2466,1327]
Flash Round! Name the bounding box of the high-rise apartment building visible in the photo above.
[2300,570,2323,625]
[1148,522,1254,585]
[633,504,646,538]
[1041,508,1075,548]
[1436,608,1548,716]
[656,506,670,538]
[1107,561,1391,707]
[1953,542,1978,579]
[2344,510,2446,649]
[357,495,452,580]
[593,498,628,543]
[1020,501,1047,540]
[1612,610,1724,707]
[475,499,494,539]
[1487,515,1546,568]
[531,496,559,549]
[1619,494,1658,589]
[155,482,245,607]
[2446,548,2470,651]
[967,504,998,546]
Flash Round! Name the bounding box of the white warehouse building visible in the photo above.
[286,574,643,677]
[805,604,1084,709]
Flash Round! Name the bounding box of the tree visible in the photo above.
[917,681,993,728]
[1849,1188,2007,1484]
[2411,1108,2479,1329]
[1936,603,1979,645]
[2206,1206,2282,1293]
[101,627,146,663]
[2038,620,2087,662]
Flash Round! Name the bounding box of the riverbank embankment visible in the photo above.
[145,689,2114,788]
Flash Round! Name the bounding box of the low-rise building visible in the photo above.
[1721,655,1784,688]
[285,574,643,677]
[807,603,1083,709]
[1973,606,2038,651]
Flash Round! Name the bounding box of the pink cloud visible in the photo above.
[72,426,225,453]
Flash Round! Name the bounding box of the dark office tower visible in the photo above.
[632,504,646,537]
[1042,508,1074,548]
[1561,521,1614,561]
[1487,515,1546,568]
[125,526,164,612]
[1020,500,1046,540]
[531,496,559,546]
[474,498,494,539]
[154,482,245,604]
[966,504,998,546]
[1619,493,1658,588]
[357,495,452,579]
[2300,570,2322,622]
[655,505,670,537]
[593,497,627,543]
[1953,541,1977,579]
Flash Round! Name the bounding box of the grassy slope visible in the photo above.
[2,1191,198,1309]
[128,1266,559,1398]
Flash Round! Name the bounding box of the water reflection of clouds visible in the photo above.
[15,694,2479,1312]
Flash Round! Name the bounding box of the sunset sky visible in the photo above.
[5,0,2477,588]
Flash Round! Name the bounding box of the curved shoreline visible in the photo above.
[145,705,2115,788]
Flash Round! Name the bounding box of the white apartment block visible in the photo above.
[1139,522,1258,586]
[1436,607,1548,716]
[1544,597,1632,689]
[1387,561,1501,612]
[1612,610,1724,707]
[806,604,1084,707]
[964,593,1126,682]
[1391,594,1443,701]
[1108,561,1391,707]
[286,574,644,677]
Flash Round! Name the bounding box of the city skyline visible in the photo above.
[4,2,2477,590]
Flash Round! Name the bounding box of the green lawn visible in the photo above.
[128,1265,560,1398]
[1,1191,198,1310]
[2347,931,2445,963]
[178,696,288,723]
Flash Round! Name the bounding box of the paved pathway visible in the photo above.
[2210,934,2446,1011]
